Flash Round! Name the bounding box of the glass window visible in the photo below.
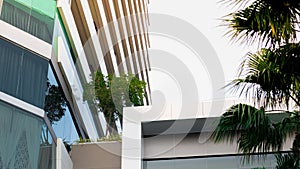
[0,0,56,43]
[144,154,276,169]
[0,38,49,108]
[0,100,56,169]
[45,66,80,144]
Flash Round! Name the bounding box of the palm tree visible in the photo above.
[212,0,300,168]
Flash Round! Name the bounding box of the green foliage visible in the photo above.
[228,43,300,109]
[75,134,122,143]
[97,134,122,142]
[224,0,300,46]
[212,104,298,154]
[76,137,92,143]
[83,71,146,132]
[275,153,299,169]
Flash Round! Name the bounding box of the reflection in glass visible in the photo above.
[45,66,79,144]
[43,78,67,144]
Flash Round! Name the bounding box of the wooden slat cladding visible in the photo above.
[133,0,149,74]
[132,0,145,53]
[71,0,90,46]
[87,0,115,74]
[142,0,151,48]
[102,0,124,74]
[71,0,100,73]
[112,0,132,74]
[85,0,150,76]
[120,0,139,75]
[137,0,150,70]
[131,0,151,105]
[127,0,145,80]
[138,0,149,48]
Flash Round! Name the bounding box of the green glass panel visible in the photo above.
[14,0,56,18]
[1,0,55,43]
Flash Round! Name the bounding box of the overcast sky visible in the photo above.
[147,0,258,104]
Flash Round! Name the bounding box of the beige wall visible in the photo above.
[71,142,121,169]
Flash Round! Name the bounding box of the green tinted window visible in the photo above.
[0,0,56,43]
[15,0,56,18]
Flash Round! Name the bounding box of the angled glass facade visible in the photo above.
[0,16,78,167]
[47,66,80,144]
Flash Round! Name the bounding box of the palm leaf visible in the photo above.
[212,104,296,155]
[228,43,300,108]
[223,0,300,46]
[275,153,299,169]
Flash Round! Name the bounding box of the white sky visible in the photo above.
[148,0,258,103]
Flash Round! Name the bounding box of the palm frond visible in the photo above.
[228,43,300,108]
[212,103,259,143]
[212,104,296,155]
[275,153,299,169]
[224,0,300,46]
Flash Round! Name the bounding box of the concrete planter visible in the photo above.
[71,141,121,169]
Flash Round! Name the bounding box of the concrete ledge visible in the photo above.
[0,20,52,60]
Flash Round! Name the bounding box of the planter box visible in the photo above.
[71,141,121,169]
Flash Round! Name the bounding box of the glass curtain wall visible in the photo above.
[52,14,92,140]
[46,66,80,144]
[0,38,56,168]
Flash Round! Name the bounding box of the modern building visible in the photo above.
[0,0,150,168]
[121,101,293,169]
[0,0,292,169]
